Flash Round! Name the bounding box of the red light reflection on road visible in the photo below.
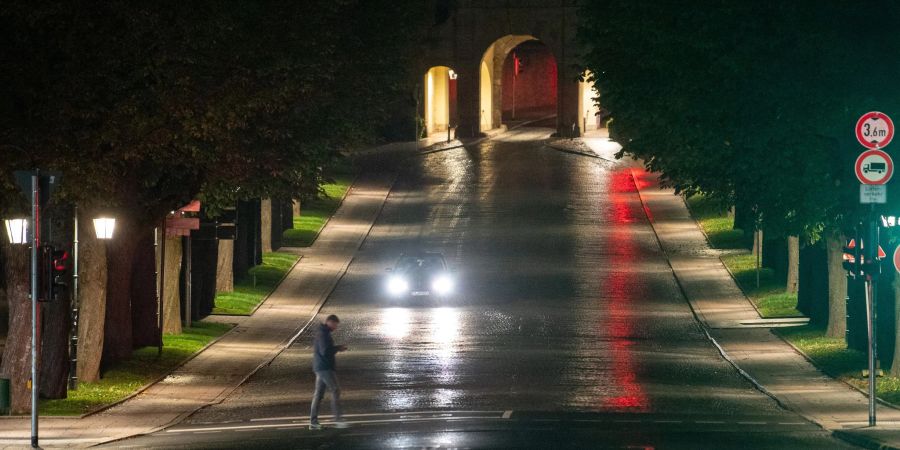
[600,168,649,412]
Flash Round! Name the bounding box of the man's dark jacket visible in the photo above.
[313,323,338,371]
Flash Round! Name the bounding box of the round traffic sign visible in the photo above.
[856,111,895,149]
[856,149,894,184]
[893,245,900,274]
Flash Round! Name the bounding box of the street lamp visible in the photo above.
[92,217,115,240]
[4,218,28,245]
[68,215,115,391]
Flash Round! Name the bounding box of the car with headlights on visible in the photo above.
[385,253,454,300]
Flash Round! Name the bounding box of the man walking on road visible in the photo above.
[310,314,348,430]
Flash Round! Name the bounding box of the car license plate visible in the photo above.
[411,291,430,296]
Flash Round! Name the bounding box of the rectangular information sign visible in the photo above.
[861,184,887,204]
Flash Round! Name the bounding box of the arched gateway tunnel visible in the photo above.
[419,0,599,139]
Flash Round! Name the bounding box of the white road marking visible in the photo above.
[248,410,504,422]
[777,422,806,426]
[169,415,507,434]
[502,410,513,419]
[695,420,724,424]
[738,421,766,425]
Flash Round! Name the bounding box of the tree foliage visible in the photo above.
[579,1,900,240]
[0,0,428,218]
[0,0,429,396]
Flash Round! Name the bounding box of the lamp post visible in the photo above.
[69,215,115,390]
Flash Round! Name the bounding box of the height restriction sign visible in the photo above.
[856,111,895,149]
[856,149,894,185]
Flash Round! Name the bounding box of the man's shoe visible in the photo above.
[333,421,349,429]
[309,423,323,430]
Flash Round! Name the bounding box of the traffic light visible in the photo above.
[843,239,861,277]
[50,248,69,302]
[38,246,69,302]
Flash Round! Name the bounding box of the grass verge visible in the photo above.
[685,194,801,318]
[283,176,353,248]
[40,321,232,416]
[212,251,299,315]
[776,325,900,405]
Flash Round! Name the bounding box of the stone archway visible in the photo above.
[419,2,582,137]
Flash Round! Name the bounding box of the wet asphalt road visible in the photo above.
[113,128,856,449]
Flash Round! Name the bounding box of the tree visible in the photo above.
[0,0,430,407]
[579,0,900,330]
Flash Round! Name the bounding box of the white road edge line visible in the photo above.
[502,410,513,419]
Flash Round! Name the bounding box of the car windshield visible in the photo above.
[396,255,445,272]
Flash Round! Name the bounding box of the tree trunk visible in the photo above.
[215,239,234,293]
[260,198,272,253]
[0,244,33,414]
[233,200,260,280]
[130,233,159,349]
[786,236,800,294]
[798,242,828,325]
[191,236,217,320]
[162,237,182,334]
[825,236,848,338]
[292,200,301,221]
[76,222,107,383]
[282,200,293,231]
[102,217,141,367]
[270,199,283,251]
[762,236,788,280]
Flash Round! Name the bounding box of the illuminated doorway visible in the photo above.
[423,66,458,137]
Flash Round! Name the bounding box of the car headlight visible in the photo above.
[432,275,453,295]
[387,275,409,296]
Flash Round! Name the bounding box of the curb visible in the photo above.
[773,326,900,413]
[626,167,795,414]
[678,196,771,319]
[1,321,243,421]
[80,321,238,419]
[244,254,304,317]
[644,172,900,449]
[94,172,398,447]
[833,429,900,450]
[544,141,601,159]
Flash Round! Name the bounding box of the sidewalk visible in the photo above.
[581,132,900,449]
[0,172,394,448]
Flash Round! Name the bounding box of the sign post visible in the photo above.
[12,170,61,448]
[853,112,895,427]
[29,173,39,448]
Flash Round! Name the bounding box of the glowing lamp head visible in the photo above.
[93,217,116,240]
[4,218,28,245]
